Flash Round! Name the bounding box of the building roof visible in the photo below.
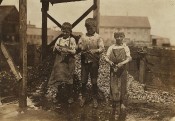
[151,35,169,40]
[27,25,60,36]
[100,16,151,29]
[0,5,18,23]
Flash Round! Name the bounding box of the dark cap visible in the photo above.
[85,18,96,27]
[61,22,72,32]
[114,32,125,38]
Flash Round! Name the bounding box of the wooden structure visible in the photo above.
[1,42,22,81]
[0,0,99,110]
[19,0,27,110]
[40,0,100,60]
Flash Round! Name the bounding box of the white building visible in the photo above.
[99,16,151,46]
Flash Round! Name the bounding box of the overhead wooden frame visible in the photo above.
[41,0,100,60]
[0,0,28,110]
[41,0,86,4]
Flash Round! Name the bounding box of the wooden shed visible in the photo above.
[0,5,19,43]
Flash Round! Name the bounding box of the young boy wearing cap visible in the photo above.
[78,18,104,108]
[105,32,132,112]
[47,22,76,104]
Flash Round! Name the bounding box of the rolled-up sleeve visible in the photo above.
[70,38,76,50]
[106,46,112,58]
[125,46,132,60]
[97,37,105,53]
[78,38,83,50]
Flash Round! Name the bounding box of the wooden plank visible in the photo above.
[47,13,62,28]
[139,59,145,84]
[72,4,95,28]
[93,0,100,33]
[42,1,49,60]
[19,0,27,109]
[47,0,85,4]
[0,42,22,81]
[0,0,3,5]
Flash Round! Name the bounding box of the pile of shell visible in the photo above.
[1,51,175,106]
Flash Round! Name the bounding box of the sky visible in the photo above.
[1,0,175,45]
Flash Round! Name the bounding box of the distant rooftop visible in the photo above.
[27,24,82,36]
[100,16,151,29]
[27,24,60,36]
[151,35,169,40]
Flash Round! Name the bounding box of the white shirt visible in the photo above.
[106,43,131,59]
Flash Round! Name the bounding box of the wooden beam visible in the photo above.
[1,42,22,81]
[48,0,85,4]
[19,0,27,109]
[47,13,62,28]
[41,1,49,60]
[0,0,3,5]
[139,59,145,84]
[93,0,100,33]
[72,4,95,28]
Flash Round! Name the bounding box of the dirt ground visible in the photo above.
[1,97,175,121]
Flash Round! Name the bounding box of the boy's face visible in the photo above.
[62,29,71,39]
[114,34,125,45]
[86,25,96,36]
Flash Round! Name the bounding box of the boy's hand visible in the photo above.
[117,62,124,68]
[55,46,61,52]
[109,61,114,66]
[89,49,98,54]
[113,66,118,72]
[61,48,68,53]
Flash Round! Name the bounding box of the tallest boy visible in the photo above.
[78,18,104,108]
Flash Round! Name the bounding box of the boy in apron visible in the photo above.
[47,22,76,104]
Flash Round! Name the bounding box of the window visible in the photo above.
[152,39,157,46]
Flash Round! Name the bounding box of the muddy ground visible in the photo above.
[0,97,175,121]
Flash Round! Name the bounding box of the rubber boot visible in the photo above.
[92,84,98,108]
[79,83,86,107]
[67,84,74,104]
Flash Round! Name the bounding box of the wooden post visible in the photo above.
[19,0,27,109]
[93,0,100,33]
[0,0,3,5]
[139,59,145,84]
[41,1,49,60]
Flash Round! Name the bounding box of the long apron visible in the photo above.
[46,38,75,99]
[109,48,127,103]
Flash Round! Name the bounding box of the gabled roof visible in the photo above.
[0,5,18,23]
[100,16,151,29]
[151,35,169,40]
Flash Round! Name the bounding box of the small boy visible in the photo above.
[47,22,76,104]
[78,18,104,108]
[105,32,132,111]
